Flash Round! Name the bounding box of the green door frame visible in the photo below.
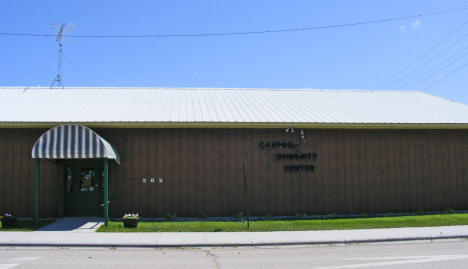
[34,159,40,224]
[104,159,109,226]
[55,161,59,217]
[34,159,114,226]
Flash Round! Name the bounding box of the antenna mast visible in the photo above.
[50,23,65,88]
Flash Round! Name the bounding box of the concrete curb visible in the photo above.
[1,235,468,248]
[0,236,467,248]
[2,226,468,248]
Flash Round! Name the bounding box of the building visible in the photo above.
[1,87,468,220]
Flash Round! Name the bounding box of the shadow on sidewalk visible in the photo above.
[38,217,103,231]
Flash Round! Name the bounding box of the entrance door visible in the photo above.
[63,162,104,217]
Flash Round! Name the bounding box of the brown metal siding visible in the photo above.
[1,128,468,218]
[0,129,55,217]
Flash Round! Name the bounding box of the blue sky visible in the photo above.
[2,1,468,103]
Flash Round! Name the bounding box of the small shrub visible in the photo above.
[233,211,244,221]
[0,213,17,228]
[445,208,454,214]
[165,212,177,221]
[200,212,209,219]
[295,213,307,219]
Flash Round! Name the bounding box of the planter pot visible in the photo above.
[1,217,18,228]
[123,218,139,228]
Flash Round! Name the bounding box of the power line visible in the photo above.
[373,17,468,89]
[424,59,468,90]
[404,43,468,89]
[3,54,55,85]
[383,23,468,89]
[0,6,467,39]
[62,52,93,85]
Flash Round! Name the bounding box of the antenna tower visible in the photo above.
[50,23,75,88]
[50,23,65,88]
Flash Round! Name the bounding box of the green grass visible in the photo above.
[97,213,468,232]
[0,220,54,231]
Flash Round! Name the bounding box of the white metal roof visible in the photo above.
[0,87,468,127]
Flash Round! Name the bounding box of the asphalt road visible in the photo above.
[1,239,468,268]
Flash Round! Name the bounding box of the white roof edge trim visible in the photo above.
[11,122,468,129]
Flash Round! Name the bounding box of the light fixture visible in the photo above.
[285,126,294,133]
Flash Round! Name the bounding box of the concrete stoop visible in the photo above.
[38,217,103,232]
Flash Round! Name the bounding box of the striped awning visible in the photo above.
[31,124,120,164]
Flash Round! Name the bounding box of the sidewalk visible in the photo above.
[1,225,468,248]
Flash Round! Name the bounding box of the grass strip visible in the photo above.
[0,220,54,231]
[97,213,468,232]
